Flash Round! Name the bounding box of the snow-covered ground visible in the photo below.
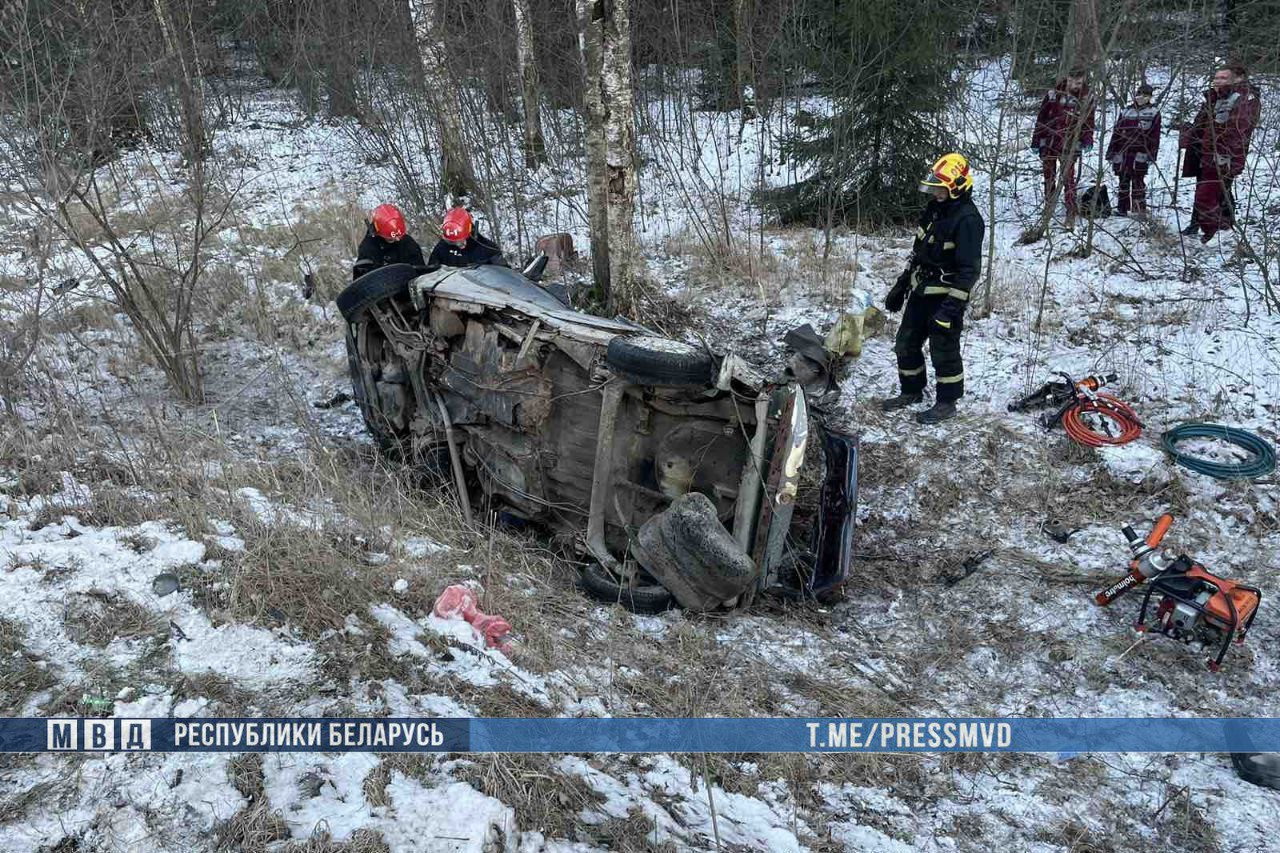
[1,57,1279,852]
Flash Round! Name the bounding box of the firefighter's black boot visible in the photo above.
[1181,222,1199,236]
[880,393,923,412]
[915,401,957,424]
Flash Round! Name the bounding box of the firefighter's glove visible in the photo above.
[885,270,912,313]
[932,297,965,332]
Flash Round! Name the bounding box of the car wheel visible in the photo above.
[344,326,403,453]
[636,493,758,610]
[578,562,674,614]
[1232,752,1280,790]
[336,263,420,322]
[605,335,714,388]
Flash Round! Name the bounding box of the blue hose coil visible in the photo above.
[1161,423,1277,480]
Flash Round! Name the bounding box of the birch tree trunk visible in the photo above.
[511,0,546,168]
[577,0,611,308]
[408,0,477,201]
[734,0,755,116]
[600,0,636,312]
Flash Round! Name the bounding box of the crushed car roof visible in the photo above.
[412,266,647,339]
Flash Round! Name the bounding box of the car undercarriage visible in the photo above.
[338,262,858,612]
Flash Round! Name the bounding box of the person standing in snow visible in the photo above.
[1105,83,1161,217]
[881,153,985,425]
[1031,69,1096,229]
[352,203,427,279]
[1179,63,1260,243]
[427,207,509,269]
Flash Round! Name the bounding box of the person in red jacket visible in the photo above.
[1179,64,1260,242]
[1105,83,1161,217]
[1032,69,1096,227]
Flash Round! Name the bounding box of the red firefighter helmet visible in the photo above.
[442,207,473,243]
[371,204,407,242]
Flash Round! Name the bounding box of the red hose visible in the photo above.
[1061,393,1143,447]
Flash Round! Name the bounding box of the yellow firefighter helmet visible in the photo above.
[920,152,973,198]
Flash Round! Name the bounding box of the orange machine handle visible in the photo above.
[1146,514,1174,549]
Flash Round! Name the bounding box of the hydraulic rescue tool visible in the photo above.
[1008,372,1142,447]
[1093,514,1261,670]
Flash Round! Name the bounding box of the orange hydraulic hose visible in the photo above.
[1061,393,1143,447]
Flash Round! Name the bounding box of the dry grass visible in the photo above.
[235,196,367,305]
[666,227,872,314]
[579,808,677,853]
[276,830,391,853]
[0,618,55,714]
[0,780,56,826]
[454,753,606,840]
[218,520,395,636]
[216,754,291,853]
[62,590,165,648]
[168,670,258,715]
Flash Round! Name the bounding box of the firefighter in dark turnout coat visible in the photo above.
[881,153,985,425]
[1105,83,1161,216]
[1180,65,1260,242]
[353,204,427,279]
[427,207,508,269]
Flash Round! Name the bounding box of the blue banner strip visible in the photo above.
[3,717,1280,753]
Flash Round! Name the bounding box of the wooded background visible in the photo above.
[0,0,1276,399]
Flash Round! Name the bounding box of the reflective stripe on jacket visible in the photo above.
[1033,82,1097,156]
[908,194,985,302]
[1106,103,1161,174]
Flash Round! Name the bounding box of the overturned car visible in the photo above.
[336,261,857,612]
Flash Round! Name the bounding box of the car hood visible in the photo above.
[411,266,646,341]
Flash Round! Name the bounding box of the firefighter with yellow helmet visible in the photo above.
[881,152,985,424]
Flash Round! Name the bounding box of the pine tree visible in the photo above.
[761,0,964,226]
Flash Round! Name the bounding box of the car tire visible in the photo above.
[641,493,758,610]
[578,562,674,614]
[336,264,420,322]
[345,327,393,445]
[605,335,714,388]
[1232,753,1280,790]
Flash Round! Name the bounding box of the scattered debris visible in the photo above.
[823,304,884,359]
[52,277,80,296]
[312,391,352,409]
[533,232,575,275]
[783,323,836,393]
[1233,753,1280,791]
[940,550,993,587]
[151,573,180,597]
[80,693,113,714]
[432,585,512,653]
[1040,518,1080,544]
